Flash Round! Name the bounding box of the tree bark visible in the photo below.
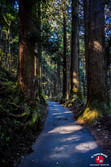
[63,12,67,100]
[84,0,108,103]
[83,0,89,101]
[57,57,60,94]
[70,0,79,96]
[106,37,111,103]
[18,0,34,101]
[38,0,42,95]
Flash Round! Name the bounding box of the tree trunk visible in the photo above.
[70,0,79,96]
[18,0,34,101]
[84,0,108,103]
[57,57,60,94]
[83,69,86,97]
[54,66,56,96]
[0,29,2,67]
[38,0,42,96]
[34,55,37,77]
[106,37,111,104]
[63,12,67,100]
[83,0,89,101]
[66,57,70,100]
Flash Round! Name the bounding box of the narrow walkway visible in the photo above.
[18,101,111,167]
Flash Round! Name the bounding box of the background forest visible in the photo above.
[0,0,111,102]
[0,0,111,166]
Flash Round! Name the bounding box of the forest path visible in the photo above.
[18,101,111,167]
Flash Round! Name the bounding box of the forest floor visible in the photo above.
[0,68,48,167]
[64,99,111,158]
[0,100,48,167]
[14,104,48,166]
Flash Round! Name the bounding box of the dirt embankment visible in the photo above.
[0,68,48,167]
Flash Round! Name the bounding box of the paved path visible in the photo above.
[18,101,111,167]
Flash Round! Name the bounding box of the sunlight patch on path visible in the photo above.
[49,145,73,159]
[75,141,97,152]
[62,135,80,142]
[48,125,83,134]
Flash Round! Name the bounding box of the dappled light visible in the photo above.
[62,136,80,142]
[48,125,83,134]
[64,111,72,114]
[73,79,78,84]
[55,116,66,118]
[54,104,61,107]
[93,41,103,52]
[50,108,59,111]
[52,110,72,115]
[73,72,77,77]
[49,140,98,160]
[75,141,97,152]
[78,107,99,124]
[49,145,73,159]
[52,113,63,115]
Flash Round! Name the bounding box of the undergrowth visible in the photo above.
[0,67,47,166]
[64,94,111,124]
[48,93,63,102]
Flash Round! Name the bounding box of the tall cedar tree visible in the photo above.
[18,0,35,101]
[84,0,108,104]
[70,0,79,96]
[37,0,42,97]
[57,56,60,94]
[63,12,67,99]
